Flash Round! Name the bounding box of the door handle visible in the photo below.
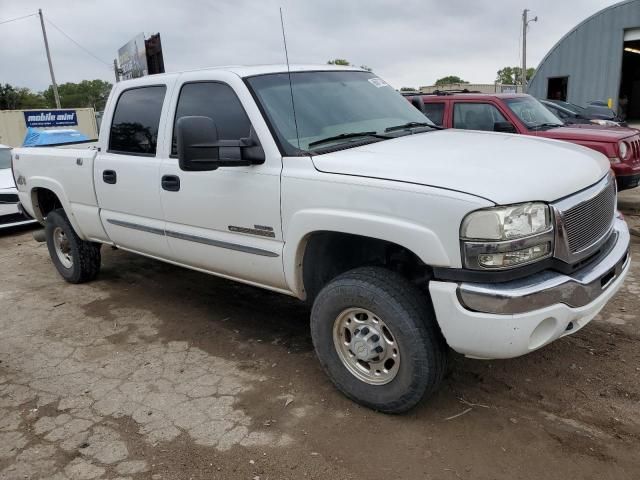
[102,170,117,184]
[161,175,180,192]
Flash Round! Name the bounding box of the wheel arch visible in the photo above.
[283,209,451,300]
[29,181,86,239]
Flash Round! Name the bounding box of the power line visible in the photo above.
[0,12,37,26]
[45,17,111,67]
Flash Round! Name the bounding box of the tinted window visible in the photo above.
[172,82,251,155]
[109,86,166,155]
[453,103,507,131]
[423,103,445,126]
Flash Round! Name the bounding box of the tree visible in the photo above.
[327,59,372,72]
[496,67,535,85]
[0,84,47,110]
[327,59,350,66]
[43,80,113,111]
[434,76,468,86]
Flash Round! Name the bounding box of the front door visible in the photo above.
[158,74,287,291]
[94,84,171,258]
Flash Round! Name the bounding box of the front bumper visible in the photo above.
[429,218,630,359]
[616,173,640,191]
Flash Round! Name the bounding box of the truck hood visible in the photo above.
[536,125,637,142]
[311,129,610,205]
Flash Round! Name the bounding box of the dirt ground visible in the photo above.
[1,225,639,480]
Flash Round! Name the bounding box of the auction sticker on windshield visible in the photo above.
[368,78,389,88]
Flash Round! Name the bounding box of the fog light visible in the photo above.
[477,243,551,268]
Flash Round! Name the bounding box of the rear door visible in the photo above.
[94,83,172,258]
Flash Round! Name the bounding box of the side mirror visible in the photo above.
[176,116,265,172]
[494,121,517,134]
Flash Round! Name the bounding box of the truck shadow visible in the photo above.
[84,246,640,440]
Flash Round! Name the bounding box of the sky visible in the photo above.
[0,0,624,91]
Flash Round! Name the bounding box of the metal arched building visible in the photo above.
[528,0,640,120]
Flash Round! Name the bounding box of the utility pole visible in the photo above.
[113,59,121,82]
[522,9,538,94]
[38,9,61,109]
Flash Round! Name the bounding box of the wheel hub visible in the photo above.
[350,326,385,361]
[52,226,73,269]
[332,307,400,385]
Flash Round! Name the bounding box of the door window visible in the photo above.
[171,82,252,155]
[108,86,166,155]
[423,102,445,126]
[453,103,507,131]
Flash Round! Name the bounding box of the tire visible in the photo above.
[45,209,101,284]
[310,266,447,413]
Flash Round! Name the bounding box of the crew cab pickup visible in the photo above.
[405,92,640,191]
[12,66,630,413]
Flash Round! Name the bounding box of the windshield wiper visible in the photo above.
[308,131,391,148]
[385,121,442,132]
[530,122,563,130]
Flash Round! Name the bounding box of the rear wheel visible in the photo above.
[310,266,447,413]
[45,209,101,283]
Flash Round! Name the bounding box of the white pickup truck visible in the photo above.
[12,65,630,413]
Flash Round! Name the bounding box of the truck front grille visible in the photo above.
[553,174,616,264]
[563,180,616,253]
[629,137,640,163]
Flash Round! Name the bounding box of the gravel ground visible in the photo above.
[1,224,639,480]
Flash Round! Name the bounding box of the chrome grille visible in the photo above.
[563,180,616,252]
[553,174,616,264]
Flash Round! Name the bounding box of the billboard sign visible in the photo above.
[23,110,78,128]
[118,33,148,80]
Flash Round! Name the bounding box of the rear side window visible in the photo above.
[171,82,251,155]
[453,102,507,131]
[423,102,445,126]
[109,86,166,155]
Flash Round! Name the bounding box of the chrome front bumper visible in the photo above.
[457,218,630,315]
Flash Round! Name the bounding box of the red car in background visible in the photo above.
[405,92,640,191]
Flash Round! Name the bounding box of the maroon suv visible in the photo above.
[405,92,640,191]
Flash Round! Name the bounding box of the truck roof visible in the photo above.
[117,64,365,84]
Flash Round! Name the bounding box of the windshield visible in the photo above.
[0,148,11,169]
[505,97,563,129]
[246,71,433,155]
[555,101,586,115]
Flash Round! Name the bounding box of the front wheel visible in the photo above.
[45,209,101,284]
[310,267,447,413]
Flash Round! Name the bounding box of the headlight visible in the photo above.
[461,203,550,240]
[461,203,553,270]
[619,141,630,160]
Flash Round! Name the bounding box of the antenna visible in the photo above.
[279,7,301,149]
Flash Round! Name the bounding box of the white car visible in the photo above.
[11,65,630,412]
[0,144,36,228]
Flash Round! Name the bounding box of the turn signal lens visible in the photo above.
[477,243,551,268]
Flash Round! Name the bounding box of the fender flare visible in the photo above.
[28,177,88,240]
[283,208,451,299]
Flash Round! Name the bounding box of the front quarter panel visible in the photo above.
[281,156,492,298]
